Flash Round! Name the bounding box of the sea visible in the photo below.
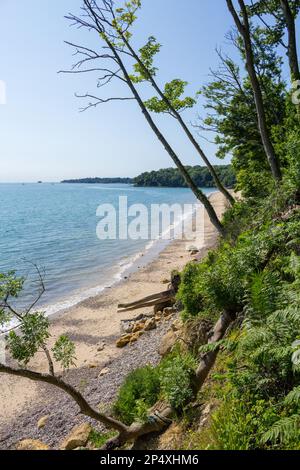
[0,183,215,326]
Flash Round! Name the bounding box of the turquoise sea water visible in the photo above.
[0,183,214,316]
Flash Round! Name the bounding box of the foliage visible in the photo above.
[88,429,118,449]
[144,79,196,114]
[159,351,197,410]
[0,270,77,372]
[113,365,160,425]
[7,313,50,366]
[199,27,287,197]
[52,335,77,370]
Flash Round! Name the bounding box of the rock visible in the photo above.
[60,423,92,451]
[158,330,178,356]
[187,245,198,253]
[129,331,144,344]
[37,415,49,430]
[97,342,105,352]
[163,307,175,317]
[16,439,49,451]
[116,334,132,348]
[99,367,110,377]
[155,314,162,322]
[132,322,145,333]
[161,279,170,284]
[144,318,156,331]
[88,363,98,369]
[122,322,134,334]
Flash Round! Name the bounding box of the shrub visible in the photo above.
[113,365,160,425]
[159,351,197,410]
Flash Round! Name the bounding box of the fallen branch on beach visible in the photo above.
[117,272,181,313]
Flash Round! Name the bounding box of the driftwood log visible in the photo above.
[117,272,181,313]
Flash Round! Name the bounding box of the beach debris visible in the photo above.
[16,439,50,451]
[98,367,110,377]
[60,423,92,451]
[37,415,49,430]
[117,272,181,314]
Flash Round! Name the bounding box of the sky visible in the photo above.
[0,0,297,182]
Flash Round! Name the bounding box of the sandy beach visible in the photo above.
[0,191,228,449]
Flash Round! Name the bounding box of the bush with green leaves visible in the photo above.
[159,351,197,411]
[113,365,160,425]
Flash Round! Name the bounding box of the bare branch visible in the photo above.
[0,363,128,434]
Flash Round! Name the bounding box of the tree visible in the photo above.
[60,0,227,237]
[196,31,286,195]
[249,0,300,82]
[226,0,282,181]
[119,32,235,205]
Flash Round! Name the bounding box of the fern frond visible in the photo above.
[262,415,300,444]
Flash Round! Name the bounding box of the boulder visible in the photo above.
[60,423,92,451]
[132,322,145,333]
[116,334,132,348]
[37,415,49,430]
[158,329,178,356]
[129,331,144,344]
[144,318,156,331]
[16,439,49,451]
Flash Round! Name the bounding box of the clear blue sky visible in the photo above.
[0,0,296,182]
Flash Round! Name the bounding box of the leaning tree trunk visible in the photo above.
[280,0,300,82]
[120,34,235,207]
[226,0,282,181]
[106,41,226,237]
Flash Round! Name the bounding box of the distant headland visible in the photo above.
[61,165,235,189]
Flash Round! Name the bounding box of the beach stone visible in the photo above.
[37,415,49,430]
[88,363,98,369]
[144,318,156,331]
[163,307,175,317]
[99,367,110,377]
[129,331,144,344]
[116,334,132,348]
[60,423,92,450]
[187,245,198,253]
[97,342,105,352]
[159,330,178,356]
[16,439,49,451]
[132,322,145,333]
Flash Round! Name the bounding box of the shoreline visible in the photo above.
[0,191,228,449]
